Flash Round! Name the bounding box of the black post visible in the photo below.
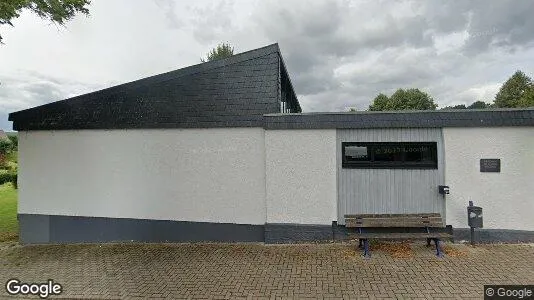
[469,201,474,245]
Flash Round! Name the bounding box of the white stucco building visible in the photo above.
[9,44,534,244]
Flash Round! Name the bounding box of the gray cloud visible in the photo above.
[154,0,185,29]
[0,74,63,112]
[0,71,102,129]
[247,0,534,111]
[462,0,534,54]
[188,0,236,45]
[422,1,471,34]
[0,113,11,131]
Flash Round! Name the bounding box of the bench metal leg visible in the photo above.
[426,238,432,247]
[358,239,363,249]
[433,238,444,258]
[362,239,371,258]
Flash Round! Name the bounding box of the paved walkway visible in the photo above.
[0,241,533,299]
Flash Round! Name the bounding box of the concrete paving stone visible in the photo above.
[0,242,532,299]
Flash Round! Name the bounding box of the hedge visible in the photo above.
[0,171,17,188]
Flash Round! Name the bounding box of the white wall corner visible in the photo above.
[443,127,534,231]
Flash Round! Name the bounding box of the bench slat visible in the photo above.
[344,213,445,228]
[346,222,444,228]
[345,218,444,228]
[349,232,453,239]
[345,216,443,223]
[345,213,440,218]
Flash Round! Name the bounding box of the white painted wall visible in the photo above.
[265,130,337,225]
[18,128,266,225]
[444,127,534,231]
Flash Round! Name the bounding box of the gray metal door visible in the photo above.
[336,128,446,225]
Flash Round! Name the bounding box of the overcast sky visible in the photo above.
[1,0,534,130]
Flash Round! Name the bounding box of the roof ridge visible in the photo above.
[10,43,281,117]
[145,43,280,84]
[264,109,534,129]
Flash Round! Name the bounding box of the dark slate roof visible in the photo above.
[264,108,534,129]
[9,43,301,131]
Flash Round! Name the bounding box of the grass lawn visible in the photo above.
[0,183,18,242]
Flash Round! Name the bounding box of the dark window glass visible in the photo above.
[405,145,434,163]
[342,142,437,169]
[373,145,403,162]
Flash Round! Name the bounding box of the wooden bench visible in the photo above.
[344,213,453,258]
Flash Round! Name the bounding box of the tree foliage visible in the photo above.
[0,139,12,155]
[467,101,491,109]
[441,101,493,110]
[444,104,467,109]
[369,93,389,111]
[494,70,533,108]
[0,0,90,43]
[201,42,234,62]
[0,138,12,167]
[518,86,534,108]
[369,88,437,111]
[7,135,17,151]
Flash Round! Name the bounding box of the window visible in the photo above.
[342,142,438,169]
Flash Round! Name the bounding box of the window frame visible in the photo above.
[341,142,438,169]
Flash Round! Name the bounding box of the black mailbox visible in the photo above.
[467,205,483,228]
[438,185,450,195]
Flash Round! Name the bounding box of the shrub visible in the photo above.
[0,154,6,169]
[7,135,17,151]
[6,151,17,164]
[7,162,17,172]
[0,171,17,188]
[0,139,13,167]
[0,171,12,184]
[0,138,12,154]
[11,173,17,189]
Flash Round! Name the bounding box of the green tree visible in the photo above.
[467,101,491,109]
[368,93,389,111]
[518,86,534,107]
[442,104,467,110]
[369,88,437,111]
[7,135,17,151]
[0,138,12,167]
[442,101,494,110]
[0,0,91,43]
[494,71,533,108]
[201,42,234,62]
[0,138,12,154]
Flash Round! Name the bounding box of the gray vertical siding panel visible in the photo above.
[337,128,445,225]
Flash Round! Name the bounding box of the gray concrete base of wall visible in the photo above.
[453,228,534,243]
[264,223,333,243]
[247,224,534,244]
[17,214,534,245]
[18,214,265,244]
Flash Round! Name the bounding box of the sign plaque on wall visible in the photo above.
[480,159,501,172]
